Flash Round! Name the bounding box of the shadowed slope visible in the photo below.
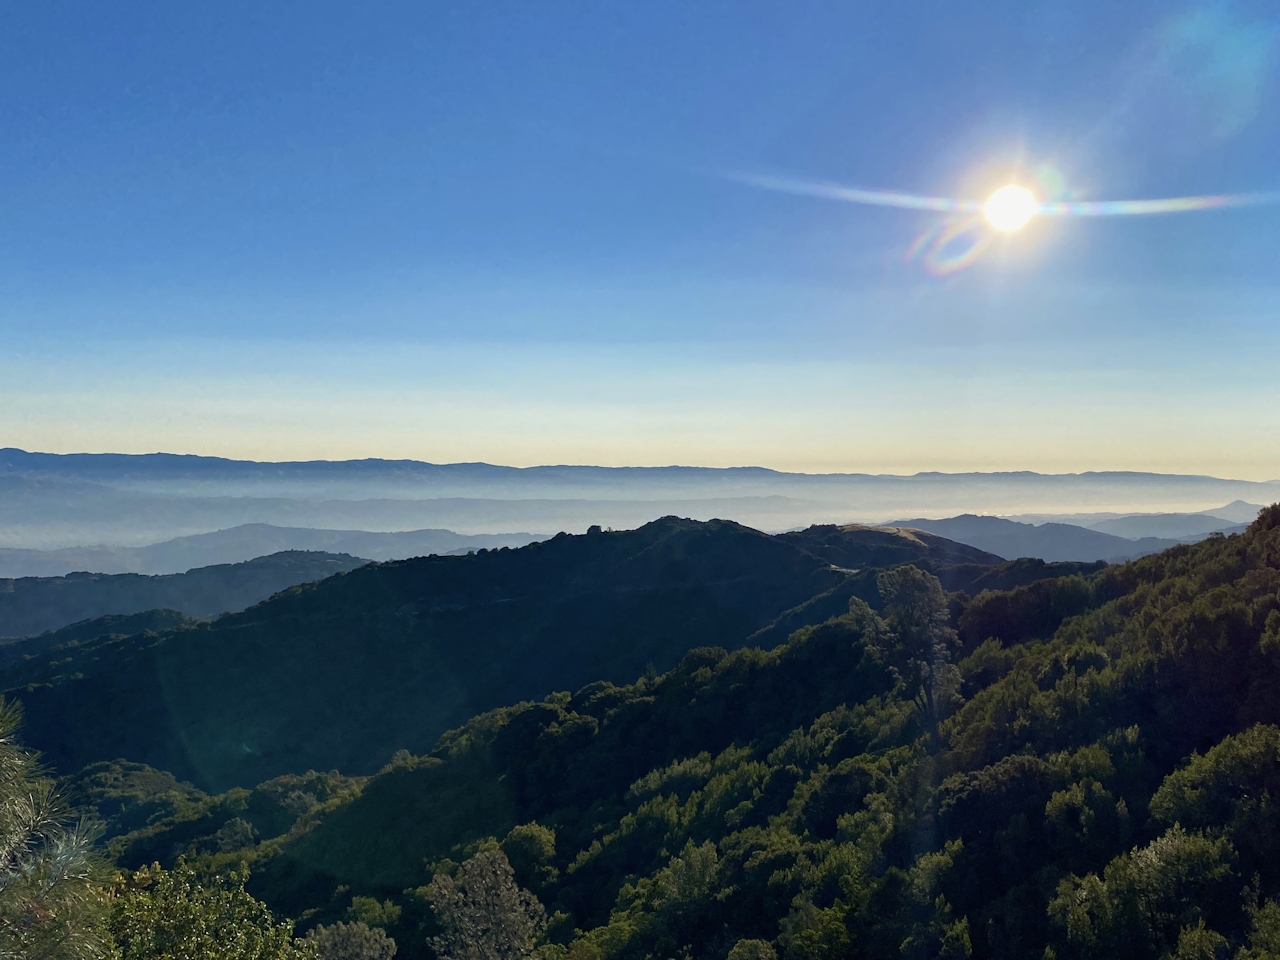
[4,518,859,788]
[0,550,366,638]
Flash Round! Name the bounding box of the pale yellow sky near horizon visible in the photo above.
[4,337,1279,482]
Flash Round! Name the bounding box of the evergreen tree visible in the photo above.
[874,565,962,741]
[306,921,397,960]
[425,851,546,960]
[0,699,109,960]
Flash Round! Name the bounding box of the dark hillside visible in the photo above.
[776,523,1000,569]
[0,519,1105,793]
[0,550,367,638]
[953,557,1106,594]
[113,504,1280,960]
[263,612,898,906]
[742,532,1086,651]
[1,518,859,788]
[0,609,193,670]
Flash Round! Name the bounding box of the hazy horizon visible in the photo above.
[5,444,1280,484]
[4,437,1280,489]
[3,445,1273,555]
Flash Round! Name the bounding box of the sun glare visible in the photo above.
[983,184,1038,232]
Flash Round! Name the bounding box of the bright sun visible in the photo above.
[983,184,1038,232]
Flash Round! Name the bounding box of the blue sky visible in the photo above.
[2,1,1278,476]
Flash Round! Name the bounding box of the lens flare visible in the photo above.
[730,170,1279,274]
[730,171,1278,222]
[730,173,981,214]
[916,218,991,275]
[1037,194,1267,216]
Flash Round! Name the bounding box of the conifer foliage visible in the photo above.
[0,699,108,960]
[425,851,546,960]
[307,920,398,960]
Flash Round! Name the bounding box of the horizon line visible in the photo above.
[2,447,1278,486]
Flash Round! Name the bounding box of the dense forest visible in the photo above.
[6,508,1280,960]
[1,518,1028,787]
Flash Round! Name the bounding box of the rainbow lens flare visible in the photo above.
[1037,194,1271,216]
[905,218,991,276]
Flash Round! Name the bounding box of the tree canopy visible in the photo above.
[11,507,1280,960]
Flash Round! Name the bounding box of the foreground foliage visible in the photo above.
[259,506,1280,960]
[3,519,1028,789]
[306,921,397,960]
[0,700,108,960]
[110,861,314,960]
[28,508,1280,959]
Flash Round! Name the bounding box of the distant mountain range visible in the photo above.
[0,523,544,577]
[0,473,816,550]
[2,448,1277,550]
[4,448,1275,504]
[1005,499,1262,530]
[892,508,1252,563]
[1086,511,1246,540]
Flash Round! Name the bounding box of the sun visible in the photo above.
[983,184,1038,232]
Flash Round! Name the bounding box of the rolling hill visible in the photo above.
[1085,512,1246,540]
[72,505,1280,960]
[0,523,544,577]
[0,550,366,638]
[0,517,1016,790]
[892,514,1182,562]
[0,609,195,672]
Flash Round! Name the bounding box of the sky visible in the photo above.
[2,1,1278,477]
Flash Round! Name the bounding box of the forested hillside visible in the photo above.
[0,549,366,638]
[1,518,1020,789]
[50,506,1280,960]
[0,608,194,671]
[12,508,1279,960]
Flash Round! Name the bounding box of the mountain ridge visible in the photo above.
[0,523,544,577]
[0,517,1034,791]
[892,514,1188,563]
[6,446,1280,487]
[0,550,367,639]
[6,449,1279,553]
